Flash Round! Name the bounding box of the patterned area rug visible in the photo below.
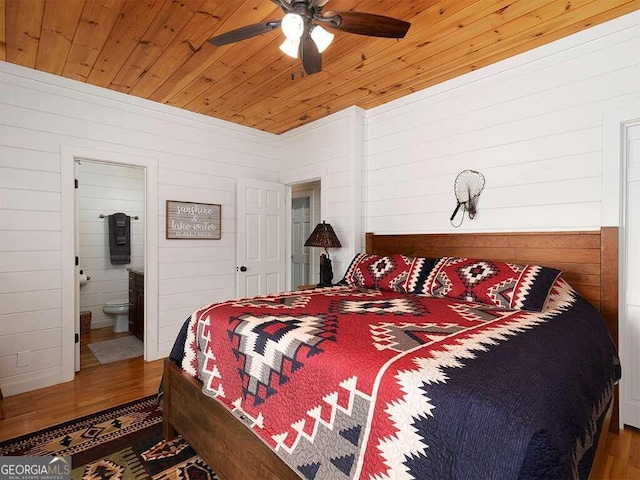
[88,336,144,364]
[0,396,219,480]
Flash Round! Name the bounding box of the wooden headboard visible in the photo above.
[366,228,618,340]
[366,228,619,431]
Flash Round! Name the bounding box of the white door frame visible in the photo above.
[290,181,321,289]
[621,126,640,428]
[60,145,159,382]
[603,104,640,428]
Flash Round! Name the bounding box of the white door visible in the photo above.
[624,124,640,428]
[292,196,311,288]
[237,178,286,297]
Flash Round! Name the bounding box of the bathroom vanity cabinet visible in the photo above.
[128,270,144,340]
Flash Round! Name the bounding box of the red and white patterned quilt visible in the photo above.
[180,282,619,479]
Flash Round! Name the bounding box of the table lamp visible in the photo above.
[304,221,341,287]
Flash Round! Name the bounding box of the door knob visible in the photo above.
[239,266,248,272]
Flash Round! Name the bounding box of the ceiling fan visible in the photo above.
[208,0,411,75]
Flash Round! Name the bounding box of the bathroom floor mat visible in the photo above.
[88,335,143,364]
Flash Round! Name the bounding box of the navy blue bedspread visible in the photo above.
[168,287,620,480]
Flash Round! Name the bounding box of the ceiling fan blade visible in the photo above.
[208,20,281,47]
[299,31,322,75]
[322,11,410,38]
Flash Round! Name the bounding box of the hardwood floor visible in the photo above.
[594,427,640,479]
[0,327,163,443]
[1,329,639,479]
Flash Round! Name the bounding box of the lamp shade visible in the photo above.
[304,221,341,249]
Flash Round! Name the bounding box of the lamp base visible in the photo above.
[317,253,334,287]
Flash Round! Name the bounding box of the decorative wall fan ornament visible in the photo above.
[450,170,485,227]
[208,0,411,76]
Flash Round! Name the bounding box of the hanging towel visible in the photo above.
[109,213,131,265]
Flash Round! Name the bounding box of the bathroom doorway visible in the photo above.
[291,181,320,289]
[75,160,146,370]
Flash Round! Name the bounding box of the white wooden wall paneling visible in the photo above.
[1,289,61,314]
[0,251,61,272]
[0,360,61,388]
[367,19,640,136]
[159,273,234,295]
[368,128,601,191]
[0,231,62,251]
[0,271,60,293]
[0,61,279,395]
[278,108,364,282]
[0,68,277,158]
[2,190,62,211]
[0,146,60,171]
[2,310,60,335]
[0,210,60,231]
[159,260,236,279]
[365,12,640,234]
[1,103,276,175]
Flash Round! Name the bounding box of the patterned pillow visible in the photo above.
[424,257,562,311]
[344,253,414,292]
[404,256,439,295]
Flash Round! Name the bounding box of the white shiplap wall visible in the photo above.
[0,62,278,395]
[366,10,640,234]
[78,161,145,329]
[278,108,365,282]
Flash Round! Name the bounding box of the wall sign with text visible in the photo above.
[166,201,221,239]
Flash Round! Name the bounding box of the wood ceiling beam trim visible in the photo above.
[5,0,45,68]
[36,0,85,75]
[108,0,205,94]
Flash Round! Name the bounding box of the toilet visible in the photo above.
[103,299,130,333]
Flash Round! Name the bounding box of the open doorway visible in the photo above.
[75,160,145,370]
[291,181,320,289]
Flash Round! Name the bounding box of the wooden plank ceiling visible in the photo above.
[2,0,639,134]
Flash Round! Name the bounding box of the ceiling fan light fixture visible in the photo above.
[281,13,304,39]
[279,37,300,58]
[310,25,334,53]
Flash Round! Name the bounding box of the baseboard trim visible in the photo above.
[0,369,71,397]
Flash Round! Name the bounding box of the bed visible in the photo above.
[163,228,620,480]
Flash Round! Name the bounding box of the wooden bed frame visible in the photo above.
[163,228,619,480]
